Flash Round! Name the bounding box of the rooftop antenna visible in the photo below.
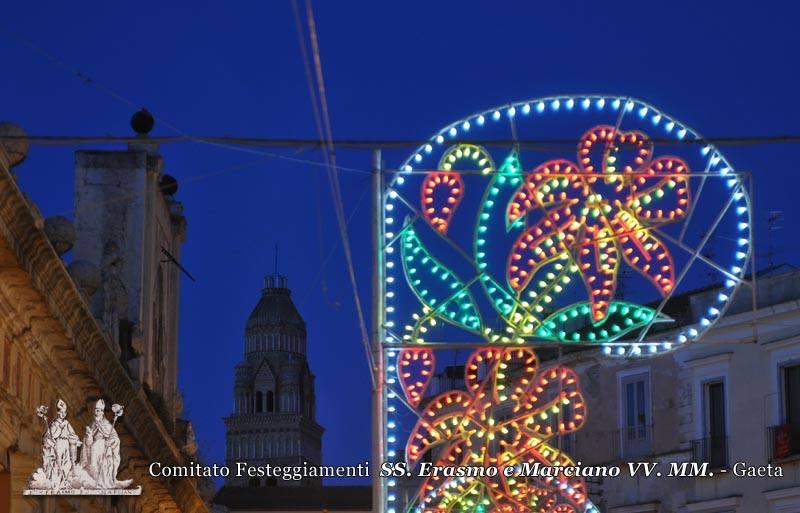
[265,244,287,289]
[767,211,784,268]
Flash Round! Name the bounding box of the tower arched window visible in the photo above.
[266,390,275,412]
[256,391,263,413]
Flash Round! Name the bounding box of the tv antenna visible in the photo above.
[767,211,784,267]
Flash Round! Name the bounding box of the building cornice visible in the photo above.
[609,502,660,513]
[684,495,742,512]
[0,159,208,511]
[761,335,800,352]
[682,352,734,368]
[765,485,800,501]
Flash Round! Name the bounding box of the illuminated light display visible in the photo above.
[536,301,669,343]
[400,223,482,338]
[379,96,752,513]
[405,347,588,513]
[398,348,435,407]
[422,145,494,233]
[504,125,686,322]
[421,171,463,234]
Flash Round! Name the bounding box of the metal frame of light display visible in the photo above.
[374,95,753,513]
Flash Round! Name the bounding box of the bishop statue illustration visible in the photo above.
[24,399,141,495]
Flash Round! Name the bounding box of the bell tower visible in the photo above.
[224,271,323,487]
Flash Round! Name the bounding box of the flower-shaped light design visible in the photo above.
[404,347,587,512]
[506,125,690,322]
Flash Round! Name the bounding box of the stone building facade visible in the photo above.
[223,273,323,488]
[545,266,800,513]
[0,119,209,512]
[73,145,186,432]
[387,267,800,513]
[74,145,186,423]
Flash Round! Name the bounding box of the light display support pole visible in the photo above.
[371,148,385,513]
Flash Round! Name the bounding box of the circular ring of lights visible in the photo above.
[383,95,752,359]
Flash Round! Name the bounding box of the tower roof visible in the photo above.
[245,273,305,332]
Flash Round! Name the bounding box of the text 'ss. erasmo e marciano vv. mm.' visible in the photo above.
[147,460,783,481]
[379,461,783,479]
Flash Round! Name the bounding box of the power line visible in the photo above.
[3,134,800,150]
[293,0,376,388]
[292,0,336,310]
[0,24,368,169]
[48,152,364,219]
[0,25,138,110]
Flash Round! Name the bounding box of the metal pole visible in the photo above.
[371,149,385,513]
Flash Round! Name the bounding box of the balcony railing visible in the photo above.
[768,423,800,462]
[548,426,657,464]
[691,436,728,469]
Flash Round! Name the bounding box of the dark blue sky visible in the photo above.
[3,0,800,484]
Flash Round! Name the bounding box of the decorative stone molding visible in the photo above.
[765,486,800,513]
[685,495,741,512]
[609,502,661,513]
[0,152,208,511]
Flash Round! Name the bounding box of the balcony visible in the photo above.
[691,436,728,469]
[768,423,800,462]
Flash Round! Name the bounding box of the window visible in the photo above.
[784,365,800,425]
[248,477,260,487]
[703,381,727,467]
[266,391,275,412]
[256,391,263,413]
[619,372,652,458]
[782,364,800,457]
